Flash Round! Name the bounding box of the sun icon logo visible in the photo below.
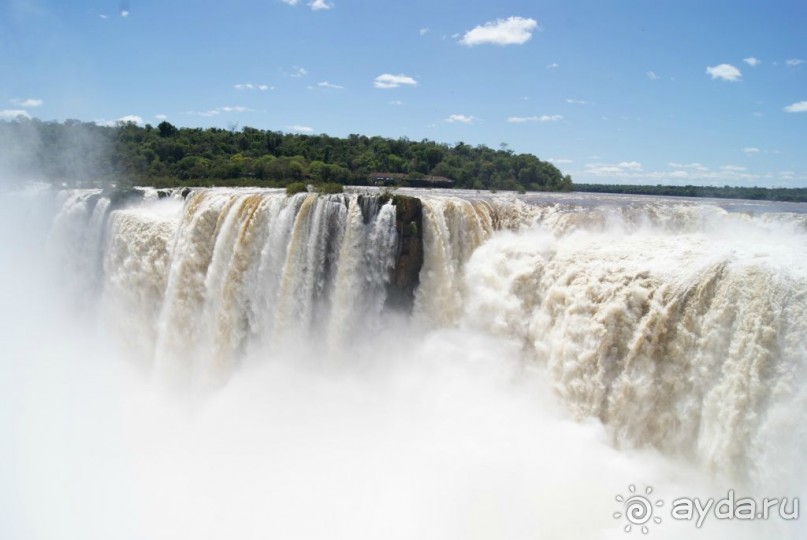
[614,484,664,534]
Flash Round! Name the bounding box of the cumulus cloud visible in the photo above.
[10,98,43,107]
[317,81,344,89]
[460,16,538,47]
[706,64,742,81]
[743,57,761,67]
[507,114,562,123]
[373,73,417,89]
[0,109,31,120]
[189,106,251,117]
[309,0,332,10]
[445,114,475,124]
[783,101,807,113]
[234,83,272,91]
[646,71,660,80]
[287,125,314,133]
[155,114,167,120]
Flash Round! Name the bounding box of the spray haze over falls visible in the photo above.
[3,185,807,539]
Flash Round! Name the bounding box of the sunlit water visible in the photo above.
[1,186,805,539]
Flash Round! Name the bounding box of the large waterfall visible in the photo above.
[2,186,805,540]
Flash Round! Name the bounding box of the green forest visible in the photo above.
[0,119,571,192]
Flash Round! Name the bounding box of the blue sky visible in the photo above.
[1,0,806,187]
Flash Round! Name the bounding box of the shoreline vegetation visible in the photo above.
[2,118,805,202]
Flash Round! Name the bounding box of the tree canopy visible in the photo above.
[0,118,572,192]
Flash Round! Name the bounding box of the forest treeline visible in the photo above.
[574,183,807,203]
[0,119,572,192]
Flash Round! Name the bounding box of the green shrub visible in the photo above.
[286,182,309,195]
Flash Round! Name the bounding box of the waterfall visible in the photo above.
[35,187,807,491]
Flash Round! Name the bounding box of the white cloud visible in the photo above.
[584,162,644,176]
[752,112,763,117]
[280,0,299,5]
[706,64,742,81]
[155,114,167,120]
[460,16,538,47]
[388,100,404,106]
[287,125,314,133]
[374,73,417,89]
[743,57,761,67]
[99,14,108,19]
[565,98,590,105]
[507,114,562,123]
[0,109,30,120]
[546,63,559,69]
[189,106,251,117]
[669,162,709,172]
[10,98,43,107]
[120,10,129,17]
[95,114,143,127]
[549,158,573,164]
[309,0,332,10]
[720,165,746,172]
[445,114,475,124]
[786,58,804,67]
[289,66,307,78]
[235,83,272,90]
[647,71,660,80]
[317,81,344,89]
[783,100,807,113]
[419,28,429,36]
[742,147,760,154]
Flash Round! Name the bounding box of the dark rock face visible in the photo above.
[383,194,423,312]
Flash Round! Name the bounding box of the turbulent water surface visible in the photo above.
[1,185,805,539]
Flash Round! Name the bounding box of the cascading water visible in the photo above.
[2,185,805,539]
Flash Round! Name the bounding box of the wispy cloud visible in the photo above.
[10,98,43,107]
[786,58,804,68]
[706,64,742,81]
[669,162,709,172]
[720,165,747,172]
[419,27,429,36]
[783,100,807,113]
[282,0,332,10]
[0,109,31,120]
[549,158,573,164]
[565,98,590,105]
[646,71,660,80]
[743,147,760,154]
[388,100,404,106]
[546,63,559,69]
[507,114,562,123]
[289,66,307,78]
[374,73,417,89]
[155,114,167,121]
[317,81,344,89]
[234,83,272,91]
[96,114,143,127]
[445,114,476,124]
[189,106,251,117]
[287,125,314,133]
[743,57,761,67]
[585,161,643,175]
[460,16,538,47]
